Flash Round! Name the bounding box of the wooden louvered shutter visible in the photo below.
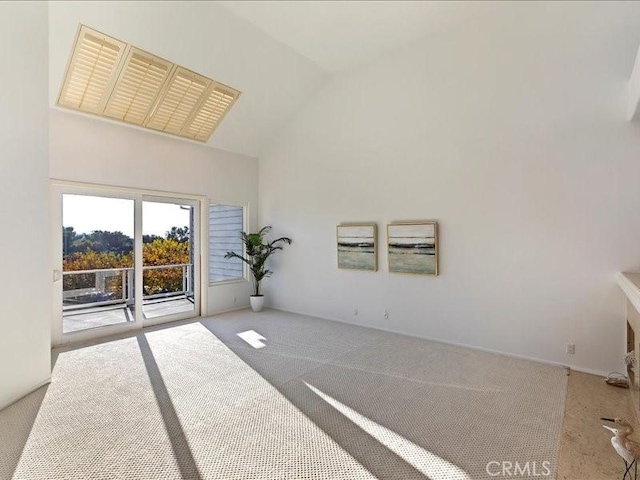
[57,26,126,114]
[145,67,211,135]
[184,84,240,141]
[57,25,241,143]
[103,48,172,125]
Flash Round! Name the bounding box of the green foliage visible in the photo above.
[63,249,133,296]
[142,238,189,295]
[63,230,190,297]
[224,226,292,296]
[165,226,190,243]
[143,234,163,244]
[63,227,133,256]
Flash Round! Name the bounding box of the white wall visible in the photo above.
[50,109,258,315]
[259,2,640,375]
[0,2,51,409]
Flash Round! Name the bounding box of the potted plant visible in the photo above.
[225,226,292,312]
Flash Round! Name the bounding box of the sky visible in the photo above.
[63,194,191,237]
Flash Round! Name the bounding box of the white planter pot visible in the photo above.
[250,295,265,312]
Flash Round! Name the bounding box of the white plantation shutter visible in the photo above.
[58,26,126,113]
[209,205,244,283]
[103,48,172,125]
[145,67,211,135]
[57,24,241,143]
[184,84,240,141]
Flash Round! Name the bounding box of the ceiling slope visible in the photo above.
[216,1,492,74]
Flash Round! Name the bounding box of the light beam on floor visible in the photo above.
[305,382,471,480]
[237,330,267,349]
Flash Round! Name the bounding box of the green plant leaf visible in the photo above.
[223,225,291,297]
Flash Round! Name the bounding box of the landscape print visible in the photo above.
[387,222,438,275]
[337,224,377,271]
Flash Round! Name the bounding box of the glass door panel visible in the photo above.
[61,194,136,334]
[53,185,201,346]
[142,198,198,323]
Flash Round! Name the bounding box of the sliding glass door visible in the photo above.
[52,185,201,345]
[141,197,198,324]
[59,193,138,336]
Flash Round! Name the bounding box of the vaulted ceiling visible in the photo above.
[216,1,490,74]
[49,1,640,157]
[49,1,502,158]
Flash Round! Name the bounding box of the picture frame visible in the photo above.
[336,223,377,272]
[387,221,438,276]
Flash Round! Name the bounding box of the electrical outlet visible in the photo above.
[384,310,389,320]
[353,309,358,316]
[566,344,575,355]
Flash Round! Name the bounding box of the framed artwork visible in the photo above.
[336,223,377,271]
[387,222,438,275]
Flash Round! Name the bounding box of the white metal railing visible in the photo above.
[62,264,193,311]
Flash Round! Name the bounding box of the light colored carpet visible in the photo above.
[0,309,567,480]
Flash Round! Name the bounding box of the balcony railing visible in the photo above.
[62,264,193,312]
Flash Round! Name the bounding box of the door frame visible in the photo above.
[141,194,201,328]
[51,180,207,346]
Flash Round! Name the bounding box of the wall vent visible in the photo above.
[58,25,241,142]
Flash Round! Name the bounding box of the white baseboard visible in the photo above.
[206,305,251,317]
[0,377,51,412]
[563,364,610,377]
[272,307,610,378]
